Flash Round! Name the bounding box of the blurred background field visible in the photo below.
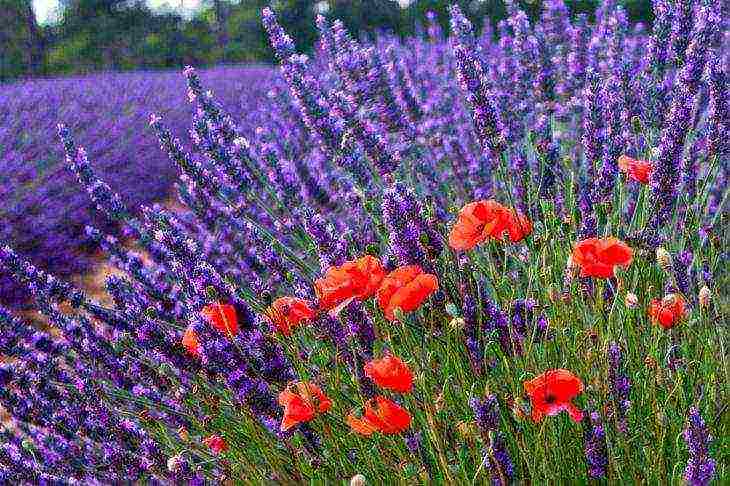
[3,0,655,81]
[0,65,276,305]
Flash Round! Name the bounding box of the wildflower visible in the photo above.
[698,286,711,307]
[448,200,532,251]
[364,354,413,393]
[523,369,584,423]
[347,396,411,435]
[267,297,316,335]
[470,395,514,483]
[618,155,653,184]
[181,326,201,357]
[315,256,386,311]
[625,292,638,308]
[583,412,608,478]
[648,293,686,329]
[655,247,672,272]
[201,302,238,337]
[571,237,633,278]
[608,342,631,432]
[683,407,716,486]
[202,435,228,454]
[376,265,439,321]
[278,382,332,431]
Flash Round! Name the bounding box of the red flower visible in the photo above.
[376,265,439,321]
[618,155,653,184]
[448,199,532,250]
[182,326,201,357]
[524,369,584,423]
[347,396,412,436]
[201,302,238,337]
[267,297,316,335]
[364,354,413,393]
[571,237,633,278]
[315,255,386,311]
[278,382,332,431]
[648,293,686,329]
[202,435,228,454]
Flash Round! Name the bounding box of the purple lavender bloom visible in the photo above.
[583,411,609,479]
[449,5,507,155]
[683,407,716,486]
[706,54,728,161]
[470,394,513,485]
[650,2,722,225]
[669,0,694,66]
[581,70,602,180]
[608,342,631,432]
[470,394,500,433]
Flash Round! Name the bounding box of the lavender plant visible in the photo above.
[0,1,727,483]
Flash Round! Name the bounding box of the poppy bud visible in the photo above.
[625,292,638,308]
[631,115,642,133]
[655,247,672,272]
[350,474,367,486]
[698,286,711,307]
[205,286,218,300]
[144,306,158,319]
[548,286,560,303]
[365,243,379,256]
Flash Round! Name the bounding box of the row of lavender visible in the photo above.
[0,65,276,306]
[1,0,727,483]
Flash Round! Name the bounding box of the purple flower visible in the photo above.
[583,411,609,478]
[683,407,716,486]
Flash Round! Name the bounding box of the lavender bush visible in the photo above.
[0,1,727,483]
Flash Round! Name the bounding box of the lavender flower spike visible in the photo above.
[683,407,716,486]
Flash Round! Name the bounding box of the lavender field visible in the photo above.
[0,65,276,305]
[0,0,728,484]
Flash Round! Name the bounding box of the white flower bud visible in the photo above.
[350,474,366,486]
[699,286,711,307]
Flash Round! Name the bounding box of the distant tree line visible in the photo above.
[1,0,654,82]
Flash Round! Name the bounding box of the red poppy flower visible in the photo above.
[648,293,686,329]
[571,237,633,278]
[315,255,386,311]
[182,326,201,357]
[278,382,332,431]
[347,396,412,436]
[448,199,532,250]
[618,155,653,184]
[364,354,413,393]
[201,302,238,337]
[523,369,584,423]
[267,297,316,335]
[376,265,439,321]
[202,435,228,454]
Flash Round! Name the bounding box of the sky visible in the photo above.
[32,0,203,25]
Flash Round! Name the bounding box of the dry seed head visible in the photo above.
[449,317,466,332]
